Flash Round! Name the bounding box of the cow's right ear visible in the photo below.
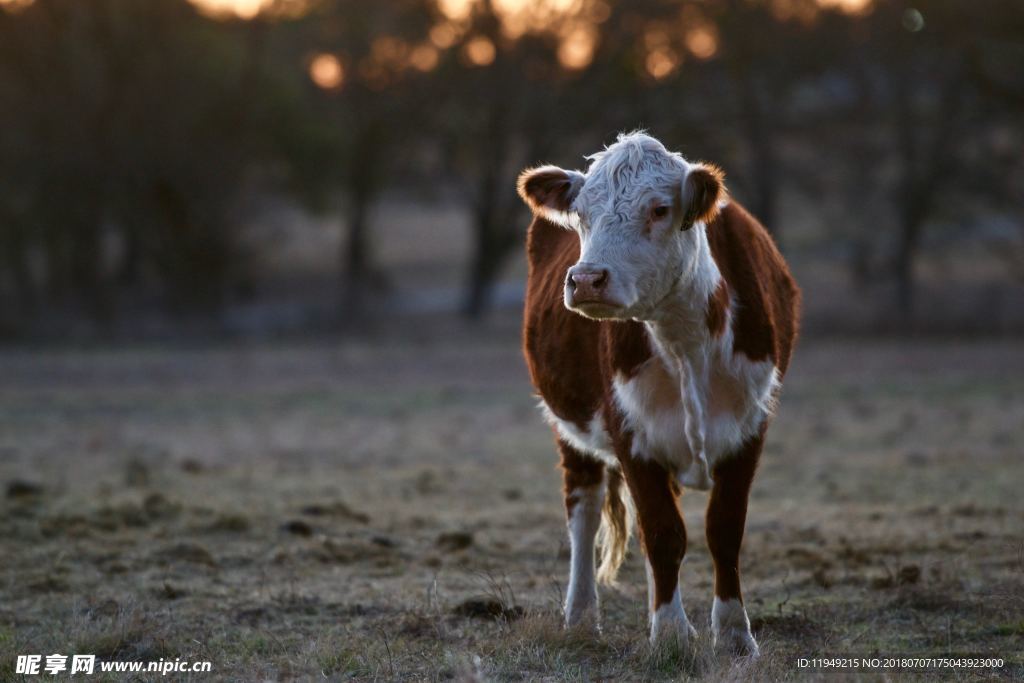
[517,165,585,225]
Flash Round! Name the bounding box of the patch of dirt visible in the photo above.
[437,531,474,552]
[6,480,43,498]
[299,501,370,524]
[452,599,525,621]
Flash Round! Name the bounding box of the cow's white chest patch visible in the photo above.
[540,348,779,489]
[612,353,778,487]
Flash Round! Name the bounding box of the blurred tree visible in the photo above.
[1,0,1021,336]
[272,0,437,317]
[434,4,577,318]
[0,0,299,330]
[961,0,1024,287]
[852,0,1019,319]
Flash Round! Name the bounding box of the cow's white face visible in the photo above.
[517,133,724,321]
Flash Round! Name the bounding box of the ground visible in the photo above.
[1,320,1022,681]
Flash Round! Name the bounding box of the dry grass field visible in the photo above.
[1,319,1022,681]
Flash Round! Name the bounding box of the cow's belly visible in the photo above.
[539,401,620,469]
[540,354,779,489]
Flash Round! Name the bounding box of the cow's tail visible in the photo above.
[596,467,632,585]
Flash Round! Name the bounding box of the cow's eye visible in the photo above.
[652,206,669,219]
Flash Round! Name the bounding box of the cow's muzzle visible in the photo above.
[565,263,622,317]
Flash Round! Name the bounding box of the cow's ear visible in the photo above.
[681,163,725,230]
[517,165,585,224]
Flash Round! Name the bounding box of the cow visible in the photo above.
[518,132,799,656]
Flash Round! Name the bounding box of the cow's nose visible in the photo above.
[570,269,608,291]
[567,265,610,303]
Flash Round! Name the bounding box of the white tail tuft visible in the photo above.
[596,468,633,585]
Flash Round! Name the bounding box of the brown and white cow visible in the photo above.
[518,132,799,656]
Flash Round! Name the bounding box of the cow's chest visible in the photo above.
[543,349,778,490]
[616,352,776,474]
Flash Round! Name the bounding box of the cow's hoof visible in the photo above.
[648,620,698,669]
[565,595,602,634]
[650,596,697,656]
[711,597,759,657]
[564,609,601,635]
[714,627,760,657]
[650,615,697,648]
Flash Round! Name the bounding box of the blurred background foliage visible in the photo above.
[0,0,1022,338]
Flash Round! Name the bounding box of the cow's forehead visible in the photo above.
[576,185,668,218]
[575,134,688,216]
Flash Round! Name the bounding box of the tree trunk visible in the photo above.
[339,110,387,317]
[70,211,112,323]
[893,201,925,318]
[4,221,36,316]
[462,102,513,320]
[117,223,142,286]
[463,199,516,319]
[736,65,779,238]
[342,194,370,315]
[890,66,962,320]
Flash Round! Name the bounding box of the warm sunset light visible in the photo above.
[440,0,601,50]
[558,24,597,70]
[463,36,496,66]
[771,0,874,22]
[586,0,611,23]
[642,23,680,77]
[490,0,582,38]
[490,0,580,18]
[685,26,718,60]
[437,0,474,22]
[189,0,314,19]
[409,43,441,72]
[817,0,874,15]
[189,0,272,19]
[371,36,411,70]
[184,0,876,28]
[770,0,817,22]
[430,22,460,49]
[432,1,612,71]
[308,53,344,90]
[0,0,34,11]
[646,47,680,80]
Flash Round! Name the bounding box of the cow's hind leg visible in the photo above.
[706,433,763,656]
[621,456,695,647]
[558,440,604,628]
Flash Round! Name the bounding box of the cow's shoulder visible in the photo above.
[707,202,800,372]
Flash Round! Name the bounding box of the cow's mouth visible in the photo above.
[568,300,626,320]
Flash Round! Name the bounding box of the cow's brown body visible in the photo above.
[523,198,799,651]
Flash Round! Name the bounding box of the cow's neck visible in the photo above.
[644,225,722,363]
[641,225,721,490]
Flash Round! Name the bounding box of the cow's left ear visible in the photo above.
[517,165,586,225]
[681,163,725,230]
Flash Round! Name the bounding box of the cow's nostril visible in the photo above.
[568,266,610,300]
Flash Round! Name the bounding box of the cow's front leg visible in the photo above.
[706,432,764,656]
[558,440,605,629]
[621,456,695,647]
